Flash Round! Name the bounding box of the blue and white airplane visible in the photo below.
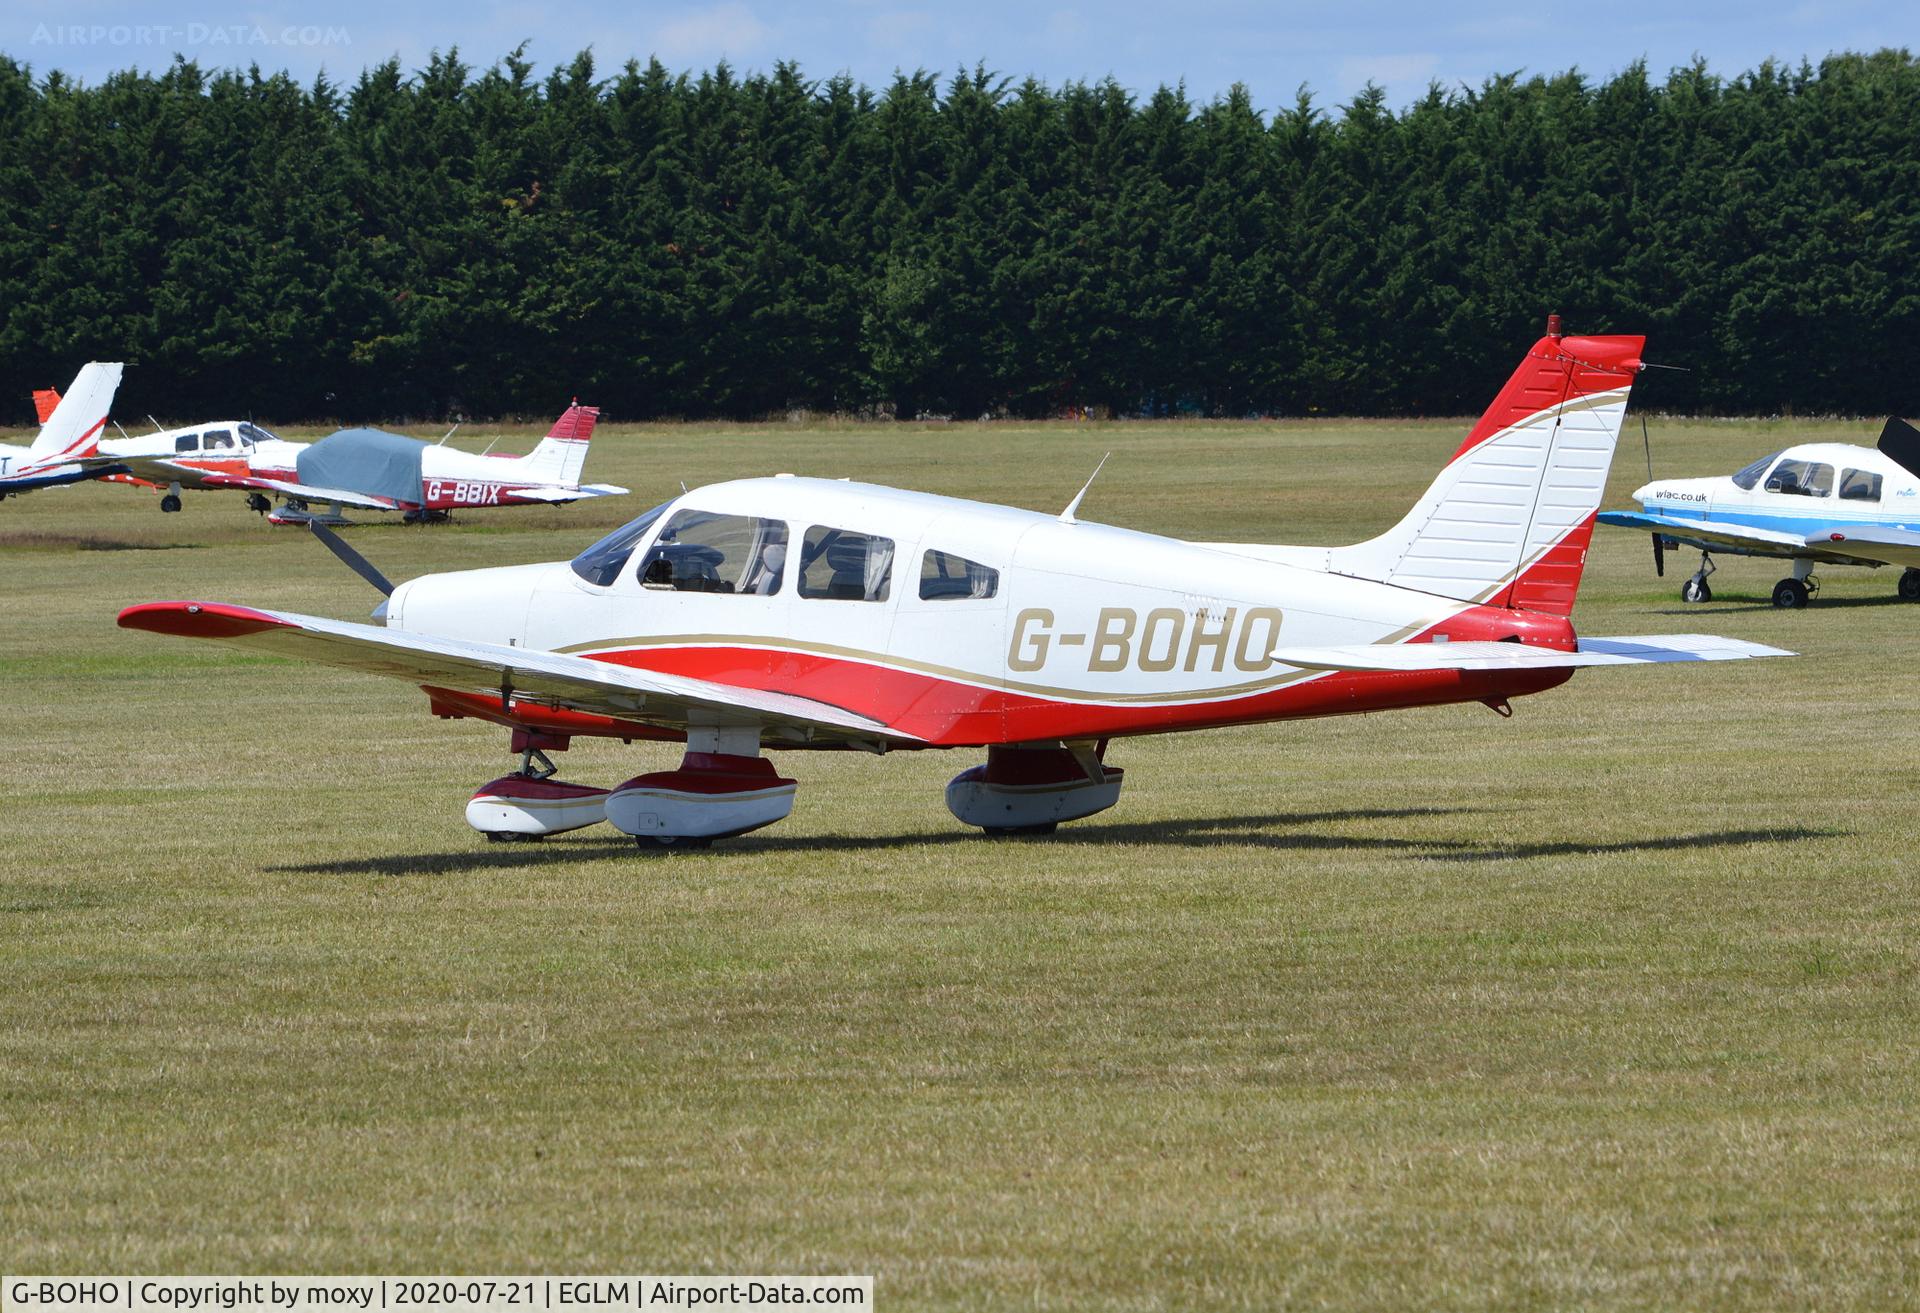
[1598,418,1920,608]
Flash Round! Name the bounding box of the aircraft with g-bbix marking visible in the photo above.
[119,319,1789,849]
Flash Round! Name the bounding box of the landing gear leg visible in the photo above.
[1772,559,1816,609]
[1680,552,1715,604]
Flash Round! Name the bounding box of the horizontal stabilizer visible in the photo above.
[1272,633,1793,672]
[504,482,629,503]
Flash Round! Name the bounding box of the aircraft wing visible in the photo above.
[1596,509,1811,553]
[1272,634,1793,672]
[502,483,630,504]
[195,472,404,511]
[1809,525,1920,568]
[1599,509,1920,567]
[118,601,923,746]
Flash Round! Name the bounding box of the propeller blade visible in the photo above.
[307,519,395,596]
[1653,533,1665,577]
[1875,416,1920,480]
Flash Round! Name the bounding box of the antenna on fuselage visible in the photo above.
[437,423,460,446]
[1058,452,1111,525]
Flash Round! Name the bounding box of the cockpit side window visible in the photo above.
[637,509,789,595]
[569,500,672,585]
[202,429,235,451]
[1732,451,1782,490]
[237,422,274,446]
[919,549,999,600]
[798,526,894,601]
[1765,459,1833,497]
[1839,469,1883,502]
[174,433,200,453]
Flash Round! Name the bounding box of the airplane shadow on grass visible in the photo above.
[1651,595,1913,615]
[267,808,1838,877]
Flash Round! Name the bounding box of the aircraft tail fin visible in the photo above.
[29,362,123,464]
[512,402,600,488]
[1325,319,1644,617]
[32,388,62,425]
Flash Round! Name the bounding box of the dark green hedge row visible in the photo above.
[2,48,1915,421]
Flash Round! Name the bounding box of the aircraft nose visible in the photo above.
[381,563,545,646]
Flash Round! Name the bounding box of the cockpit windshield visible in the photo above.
[1731,451,1783,491]
[237,422,278,446]
[570,500,673,585]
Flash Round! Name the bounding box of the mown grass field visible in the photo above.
[1,414,1915,1309]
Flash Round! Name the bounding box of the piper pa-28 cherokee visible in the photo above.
[120,319,1790,849]
[0,363,124,499]
[91,401,623,523]
[1598,418,1920,607]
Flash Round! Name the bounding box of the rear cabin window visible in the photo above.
[637,510,789,595]
[174,433,200,453]
[1764,459,1832,497]
[799,526,894,601]
[1839,469,1883,501]
[919,549,999,600]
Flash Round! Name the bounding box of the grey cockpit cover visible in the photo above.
[295,428,425,503]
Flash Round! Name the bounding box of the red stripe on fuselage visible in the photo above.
[584,608,1575,747]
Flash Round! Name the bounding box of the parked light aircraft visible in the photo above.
[95,402,624,522]
[120,320,1790,849]
[1597,418,1920,607]
[0,363,124,498]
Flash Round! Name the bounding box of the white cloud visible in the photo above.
[651,3,772,64]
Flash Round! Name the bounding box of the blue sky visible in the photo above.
[9,1,1918,109]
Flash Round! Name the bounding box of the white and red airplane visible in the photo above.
[0,363,124,499]
[120,320,1789,849]
[93,402,624,522]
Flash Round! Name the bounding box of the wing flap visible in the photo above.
[118,602,921,744]
[1272,634,1793,672]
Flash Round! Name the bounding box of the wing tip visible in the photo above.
[118,601,288,639]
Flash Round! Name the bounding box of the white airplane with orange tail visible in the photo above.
[120,320,1789,849]
[91,401,623,523]
[0,363,124,499]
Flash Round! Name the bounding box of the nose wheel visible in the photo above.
[1680,552,1715,603]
